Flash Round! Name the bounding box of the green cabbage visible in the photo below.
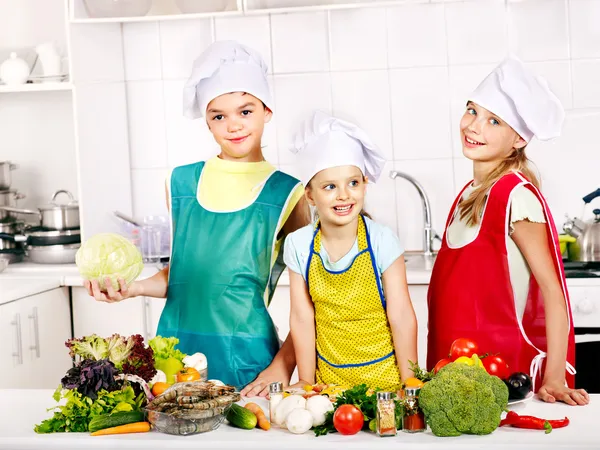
[76,233,144,291]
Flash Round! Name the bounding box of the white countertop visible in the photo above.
[0,390,596,449]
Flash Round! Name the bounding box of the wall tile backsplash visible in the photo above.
[122,0,600,252]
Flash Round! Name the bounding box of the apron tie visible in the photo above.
[530,352,578,392]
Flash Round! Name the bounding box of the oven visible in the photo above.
[568,278,600,394]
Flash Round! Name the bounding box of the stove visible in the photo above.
[564,261,600,278]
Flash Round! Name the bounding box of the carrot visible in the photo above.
[90,421,151,436]
[244,402,271,431]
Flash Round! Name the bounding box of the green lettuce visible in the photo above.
[34,385,143,433]
[76,232,144,291]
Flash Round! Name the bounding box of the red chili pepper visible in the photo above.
[499,411,569,434]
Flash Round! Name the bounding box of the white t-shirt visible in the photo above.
[284,216,404,280]
[446,184,546,320]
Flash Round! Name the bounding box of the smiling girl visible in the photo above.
[427,56,589,406]
[284,111,418,391]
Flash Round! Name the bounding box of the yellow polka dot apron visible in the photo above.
[306,215,401,391]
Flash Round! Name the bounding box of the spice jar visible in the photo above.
[268,382,283,424]
[402,387,426,433]
[376,391,397,437]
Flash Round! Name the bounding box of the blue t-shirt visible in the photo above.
[283,216,404,280]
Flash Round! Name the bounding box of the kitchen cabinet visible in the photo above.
[71,287,146,338]
[243,0,403,14]
[0,287,72,389]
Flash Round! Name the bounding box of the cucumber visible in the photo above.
[226,404,257,430]
[88,410,145,433]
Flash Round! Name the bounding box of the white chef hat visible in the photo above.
[183,40,273,119]
[290,111,386,187]
[469,54,564,142]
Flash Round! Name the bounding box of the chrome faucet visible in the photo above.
[389,170,441,256]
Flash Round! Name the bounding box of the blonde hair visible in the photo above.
[459,147,540,226]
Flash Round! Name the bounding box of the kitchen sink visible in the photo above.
[403,250,438,271]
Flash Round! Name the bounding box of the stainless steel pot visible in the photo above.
[0,221,24,250]
[25,243,80,264]
[0,189,25,221]
[0,189,80,230]
[0,161,18,190]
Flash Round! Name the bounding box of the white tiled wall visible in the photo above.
[121,0,600,251]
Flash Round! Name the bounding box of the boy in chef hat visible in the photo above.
[85,41,309,395]
[284,110,418,390]
[427,55,589,406]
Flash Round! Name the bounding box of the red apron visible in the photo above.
[427,172,575,391]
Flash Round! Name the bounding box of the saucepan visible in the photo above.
[0,161,18,190]
[0,189,80,230]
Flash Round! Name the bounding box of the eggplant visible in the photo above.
[504,372,532,400]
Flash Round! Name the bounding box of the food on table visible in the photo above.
[273,395,306,426]
[403,377,425,388]
[286,408,314,434]
[152,382,169,397]
[148,336,186,385]
[333,404,364,435]
[376,392,397,437]
[454,355,485,368]
[146,380,239,435]
[433,358,451,374]
[402,387,426,433]
[244,402,271,431]
[504,372,533,400]
[34,385,143,434]
[88,411,146,433]
[61,358,119,400]
[76,232,144,291]
[182,352,208,374]
[177,367,201,383]
[448,338,479,361]
[419,355,509,437]
[227,403,258,430]
[66,334,157,382]
[481,355,510,380]
[305,395,334,427]
[500,411,569,433]
[90,421,151,436]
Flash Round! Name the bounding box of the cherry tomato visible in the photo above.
[433,358,451,374]
[333,404,364,435]
[482,355,510,380]
[176,367,201,383]
[449,338,479,361]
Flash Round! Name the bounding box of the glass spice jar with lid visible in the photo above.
[376,391,397,437]
[402,387,426,433]
[268,382,283,425]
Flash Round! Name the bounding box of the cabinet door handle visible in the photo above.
[28,307,40,358]
[10,313,23,365]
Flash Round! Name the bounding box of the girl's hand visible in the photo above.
[84,278,141,303]
[287,380,314,391]
[538,380,590,406]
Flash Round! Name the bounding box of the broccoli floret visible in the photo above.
[419,357,508,437]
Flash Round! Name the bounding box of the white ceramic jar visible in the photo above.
[0,52,30,85]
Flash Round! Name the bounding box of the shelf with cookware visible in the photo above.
[68,0,413,23]
[69,0,243,23]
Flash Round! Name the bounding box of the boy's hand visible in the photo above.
[85,278,142,303]
[241,364,291,397]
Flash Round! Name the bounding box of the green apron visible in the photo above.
[157,161,300,388]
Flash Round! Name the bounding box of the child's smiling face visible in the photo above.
[460,101,526,163]
[206,92,272,162]
[306,165,367,227]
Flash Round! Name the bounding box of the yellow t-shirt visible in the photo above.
[197,156,304,233]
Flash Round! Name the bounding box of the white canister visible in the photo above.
[0,52,30,85]
[35,42,62,78]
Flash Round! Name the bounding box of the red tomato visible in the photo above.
[433,358,451,374]
[449,338,479,361]
[333,404,364,435]
[482,355,510,380]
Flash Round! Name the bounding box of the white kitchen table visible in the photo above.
[0,390,597,449]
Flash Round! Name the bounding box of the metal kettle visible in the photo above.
[563,188,600,262]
